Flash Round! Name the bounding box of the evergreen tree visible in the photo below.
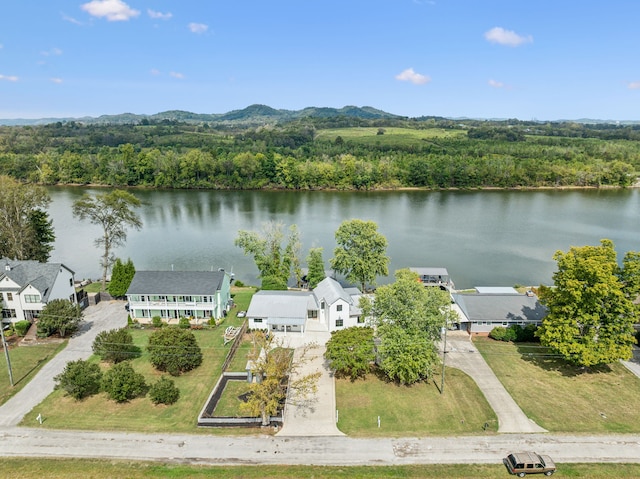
[306,247,326,289]
[108,258,136,298]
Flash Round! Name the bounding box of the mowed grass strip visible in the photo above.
[2,458,639,479]
[474,337,640,433]
[0,341,67,406]
[336,367,497,437]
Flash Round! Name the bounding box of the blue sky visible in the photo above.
[1,0,639,120]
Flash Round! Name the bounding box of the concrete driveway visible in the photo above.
[275,330,344,436]
[0,300,128,427]
[443,331,547,434]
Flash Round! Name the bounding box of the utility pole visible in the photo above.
[0,324,14,387]
[440,325,447,395]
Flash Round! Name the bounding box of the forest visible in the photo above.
[0,113,639,190]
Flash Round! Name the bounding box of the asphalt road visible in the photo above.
[1,428,639,465]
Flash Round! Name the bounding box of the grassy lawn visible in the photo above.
[474,337,640,433]
[225,337,252,371]
[0,341,67,406]
[315,127,465,146]
[78,281,106,293]
[213,379,252,417]
[336,367,497,437]
[1,458,638,478]
[21,287,257,433]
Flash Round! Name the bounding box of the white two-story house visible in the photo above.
[0,258,77,323]
[247,277,366,334]
[126,270,232,324]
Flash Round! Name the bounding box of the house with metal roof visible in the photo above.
[1,258,77,323]
[409,267,455,291]
[452,287,547,334]
[126,270,232,324]
[246,277,365,334]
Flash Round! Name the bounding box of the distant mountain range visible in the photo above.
[1,105,638,126]
[0,104,403,126]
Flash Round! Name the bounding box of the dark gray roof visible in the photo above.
[126,271,227,296]
[1,257,74,302]
[452,293,547,323]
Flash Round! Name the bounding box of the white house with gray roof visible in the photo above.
[1,258,77,323]
[126,270,232,324]
[452,287,547,334]
[246,277,366,334]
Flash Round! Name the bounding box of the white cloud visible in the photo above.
[188,22,208,34]
[170,71,185,79]
[395,68,431,85]
[62,13,84,25]
[150,68,161,75]
[484,27,532,47]
[41,47,63,56]
[0,44,3,49]
[81,0,140,22]
[0,74,19,82]
[628,81,640,90]
[50,77,63,84]
[488,79,505,88]
[148,9,172,20]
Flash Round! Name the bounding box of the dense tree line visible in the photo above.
[0,118,638,190]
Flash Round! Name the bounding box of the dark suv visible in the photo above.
[504,452,556,477]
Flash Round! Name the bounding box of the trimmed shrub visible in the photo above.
[489,326,507,341]
[178,317,191,329]
[92,328,141,363]
[149,376,180,405]
[147,326,203,376]
[151,316,164,328]
[101,361,147,403]
[54,359,102,400]
[234,280,245,287]
[14,320,31,337]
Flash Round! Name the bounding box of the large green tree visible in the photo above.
[537,239,638,367]
[330,219,389,292]
[361,269,452,385]
[37,299,83,338]
[72,190,142,289]
[0,176,55,262]
[235,222,301,290]
[147,326,203,376]
[324,326,375,380]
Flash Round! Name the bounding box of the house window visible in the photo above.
[336,304,343,312]
[357,316,364,324]
[308,310,318,318]
[69,278,73,287]
[1,309,16,319]
[254,318,263,323]
[24,294,40,303]
[69,294,75,303]
[5,292,12,301]
[336,319,344,327]
[321,301,325,310]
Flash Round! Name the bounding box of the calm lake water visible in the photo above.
[46,187,640,290]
